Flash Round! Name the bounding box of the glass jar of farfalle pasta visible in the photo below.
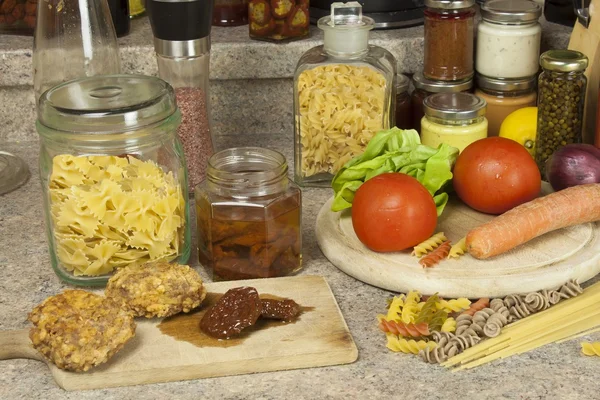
[293,1,396,187]
[36,75,191,286]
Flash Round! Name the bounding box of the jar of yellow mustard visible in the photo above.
[421,92,487,152]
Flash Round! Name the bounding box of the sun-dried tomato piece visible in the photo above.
[250,18,276,36]
[270,0,294,19]
[286,5,309,29]
[24,15,36,28]
[248,0,272,25]
[12,3,25,20]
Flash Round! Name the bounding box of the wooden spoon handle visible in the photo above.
[0,329,44,361]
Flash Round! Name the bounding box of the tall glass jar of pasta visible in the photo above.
[36,75,191,287]
[293,1,396,187]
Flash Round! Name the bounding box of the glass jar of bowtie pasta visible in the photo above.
[293,1,396,187]
[36,75,191,286]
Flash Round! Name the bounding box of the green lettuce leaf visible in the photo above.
[331,127,459,215]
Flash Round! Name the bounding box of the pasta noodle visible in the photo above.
[419,241,451,268]
[411,232,447,257]
[400,291,421,324]
[436,298,471,313]
[455,314,473,336]
[386,334,436,354]
[447,237,467,259]
[461,298,490,316]
[296,64,388,177]
[48,155,185,276]
[378,320,430,338]
[441,317,456,333]
[581,342,600,356]
[421,331,481,364]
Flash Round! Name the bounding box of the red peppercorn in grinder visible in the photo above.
[148,0,215,193]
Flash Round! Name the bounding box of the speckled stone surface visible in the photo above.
[2,137,600,400]
[0,16,574,86]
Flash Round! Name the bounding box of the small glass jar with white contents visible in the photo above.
[476,0,542,79]
[421,92,488,153]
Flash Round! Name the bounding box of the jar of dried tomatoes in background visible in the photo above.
[423,0,475,81]
[248,0,309,41]
[195,147,302,281]
[213,0,249,26]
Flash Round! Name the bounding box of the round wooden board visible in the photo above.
[316,191,600,298]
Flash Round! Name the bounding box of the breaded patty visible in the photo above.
[105,261,207,318]
[28,290,136,372]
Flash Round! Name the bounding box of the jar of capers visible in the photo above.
[535,50,588,176]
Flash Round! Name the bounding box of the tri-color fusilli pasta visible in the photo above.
[419,241,451,268]
[386,334,436,354]
[447,237,467,259]
[412,232,447,257]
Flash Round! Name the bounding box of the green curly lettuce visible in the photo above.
[331,127,459,215]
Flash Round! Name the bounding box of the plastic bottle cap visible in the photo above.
[317,2,374,56]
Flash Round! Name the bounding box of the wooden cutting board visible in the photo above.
[316,191,600,298]
[0,275,358,391]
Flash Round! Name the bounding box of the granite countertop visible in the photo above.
[2,135,600,400]
[0,15,573,86]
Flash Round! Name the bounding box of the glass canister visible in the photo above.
[248,0,309,41]
[411,71,473,132]
[535,50,588,176]
[294,1,396,187]
[421,92,488,152]
[36,75,191,286]
[423,0,475,81]
[214,0,249,26]
[195,147,302,281]
[148,0,215,193]
[477,0,542,79]
[395,74,412,129]
[475,74,537,137]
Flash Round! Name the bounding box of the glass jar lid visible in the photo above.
[37,75,178,134]
[396,74,410,94]
[318,1,374,55]
[481,0,542,24]
[540,50,589,73]
[424,92,487,120]
[476,74,536,92]
[424,0,475,10]
[413,71,473,93]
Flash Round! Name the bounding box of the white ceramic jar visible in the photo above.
[476,0,542,79]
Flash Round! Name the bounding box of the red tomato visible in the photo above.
[453,137,541,215]
[351,173,437,252]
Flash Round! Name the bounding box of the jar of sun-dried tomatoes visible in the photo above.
[248,0,309,41]
[195,147,302,281]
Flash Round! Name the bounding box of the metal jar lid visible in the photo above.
[396,74,410,94]
[476,74,536,92]
[413,71,473,93]
[37,75,178,134]
[424,92,487,120]
[481,0,542,24]
[424,0,475,10]
[540,50,589,73]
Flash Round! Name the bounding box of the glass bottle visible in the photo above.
[129,0,146,18]
[214,0,249,26]
[395,74,412,130]
[148,0,215,194]
[477,0,542,79]
[293,1,396,187]
[423,0,475,81]
[475,74,537,137]
[36,75,191,286]
[535,50,588,176]
[195,147,302,281]
[421,92,488,153]
[33,0,121,102]
[411,71,473,133]
[248,0,310,41]
[108,0,131,37]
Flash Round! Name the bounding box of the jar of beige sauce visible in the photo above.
[475,74,537,137]
[421,92,488,153]
[476,0,542,79]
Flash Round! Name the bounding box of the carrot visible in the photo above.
[466,184,600,259]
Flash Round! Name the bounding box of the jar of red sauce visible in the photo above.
[424,0,476,81]
[213,0,249,26]
[395,74,412,129]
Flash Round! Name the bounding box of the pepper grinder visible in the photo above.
[148,0,215,193]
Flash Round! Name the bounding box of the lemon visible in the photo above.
[499,107,538,157]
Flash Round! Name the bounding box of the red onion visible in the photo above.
[545,144,600,191]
